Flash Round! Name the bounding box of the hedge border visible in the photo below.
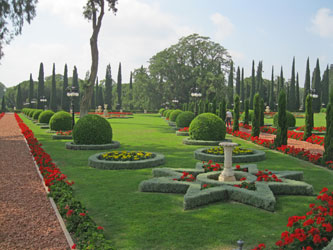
[176,131,189,136]
[168,121,177,127]
[183,138,232,146]
[52,135,73,140]
[194,148,266,163]
[88,152,165,170]
[65,141,120,150]
[40,125,50,129]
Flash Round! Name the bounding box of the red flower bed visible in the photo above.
[296,126,326,132]
[0,112,4,119]
[178,127,189,132]
[260,126,277,134]
[56,130,72,136]
[173,172,196,182]
[255,169,282,182]
[202,160,222,172]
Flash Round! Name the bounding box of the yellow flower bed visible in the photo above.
[99,151,154,161]
[203,146,253,155]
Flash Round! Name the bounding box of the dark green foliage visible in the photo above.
[204,100,209,113]
[303,58,311,111]
[117,62,122,110]
[189,113,226,141]
[37,62,44,109]
[28,74,34,108]
[16,84,22,109]
[244,99,250,125]
[212,98,217,115]
[251,93,260,137]
[219,98,226,122]
[72,66,80,111]
[274,90,288,147]
[198,100,203,115]
[165,109,174,119]
[98,85,104,107]
[321,66,329,107]
[50,63,57,111]
[312,58,321,112]
[32,109,43,120]
[259,98,265,127]
[273,111,296,128]
[105,64,112,110]
[95,78,99,108]
[162,109,169,117]
[129,71,133,111]
[235,66,240,96]
[49,111,72,131]
[269,66,275,111]
[1,96,5,112]
[73,115,112,145]
[176,111,195,128]
[227,61,234,109]
[323,87,333,162]
[240,68,244,111]
[170,109,182,122]
[289,57,296,111]
[280,67,284,89]
[250,60,255,108]
[296,73,300,111]
[232,95,240,132]
[256,61,263,97]
[61,64,69,112]
[159,108,165,115]
[304,95,313,140]
[38,110,55,124]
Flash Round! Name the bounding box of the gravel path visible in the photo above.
[0,114,69,250]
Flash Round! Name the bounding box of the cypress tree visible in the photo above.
[304,94,313,140]
[205,99,209,113]
[28,73,34,108]
[198,99,203,114]
[277,76,280,102]
[289,57,296,111]
[240,67,244,111]
[129,71,133,111]
[321,66,329,108]
[95,77,99,108]
[219,98,226,122]
[61,64,69,111]
[16,84,23,110]
[117,62,122,111]
[98,85,104,106]
[212,98,217,115]
[313,58,321,112]
[105,64,112,110]
[227,61,234,109]
[259,97,265,127]
[233,95,240,132]
[274,89,288,147]
[256,61,263,96]
[269,66,275,111]
[252,93,260,137]
[296,73,300,111]
[72,66,80,111]
[287,83,290,111]
[250,60,255,108]
[303,58,311,111]
[90,87,95,110]
[37,62,44,109]
[1,97,5,112]
[280,66,284,89]
[323,86,333,162]
[244,99,249,125]
[235,66,240,96]
[50,63,57,111]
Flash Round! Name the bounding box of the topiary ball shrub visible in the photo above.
[28,109,36,118]
[240,110,254,123]
[170,109,183,122]
[165,109,174,119]
[38,110,55,124]
[162,109,169,117]
[49,111,72,131]
[176,111,195,128]
[33,109,43,120]
[73,114,112,145]
[159,108,165,115]
[273,111,296,128]
[189,113,226,141]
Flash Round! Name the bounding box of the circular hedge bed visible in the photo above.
[194,147,266,163]
[183,138,231,146]
[49,111,72,131]
[66,141,120,150]
[88,151,165,170]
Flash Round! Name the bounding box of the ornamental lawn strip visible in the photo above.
[18,113,333,250]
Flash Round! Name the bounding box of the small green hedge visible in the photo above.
[169,109,182,122]
[189,113,226,141]
[38,110,55,124]
[176,111,195,128]
[49,111,72,131]
[165,109,174,119]
[32,109,43,120]
[273,111,296,128]
[159,108,165,115]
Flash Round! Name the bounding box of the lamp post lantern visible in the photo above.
[67,86,79,129]
[172,98,179,109]
[191,87,202,116]
[40,96,47,110]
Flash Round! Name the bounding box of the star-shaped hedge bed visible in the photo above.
[139,164,314,211]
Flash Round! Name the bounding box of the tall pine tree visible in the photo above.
[296,73,300,111]
[250,60,255,108]
[323,85,333,162]
[321,66,329,108]
[98,85,104,106]
[235,66,240,96]
[280,66,284,90]
[232,95,240,132]
[129,71,133,111]
[28,73,34,108]
[289,57,296,111]
[240,68,244,111]
[304,94,313,140]
[269,66,275,111]
[313,58,321,112]
[72,66,80,112]
[37,62,44,109]
[256,61,263,97]
[95,77,99,107]
[50,63,57,111]
[105,64,112,110]
[274,89,288,147]
[252,93,260,137]
[303,58,311,111]
[61,64,69,111]
[227,61,234,109]
[117,62,122,111]
[16,84,23,109]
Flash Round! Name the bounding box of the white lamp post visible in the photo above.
[67,86,79,128]
[191,87,202,116]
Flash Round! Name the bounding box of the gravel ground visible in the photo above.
[0,114,69,250]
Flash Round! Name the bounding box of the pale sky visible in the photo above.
[0,0,332,88]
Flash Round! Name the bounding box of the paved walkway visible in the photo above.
[239,127,324,155]
[0,114,69,249]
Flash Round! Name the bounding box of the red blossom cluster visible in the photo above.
[173,172,196,182]
[275,187,333,249]
[251,243,266,250]
[326,161,333,170]
[235,164,249,172]
[260,126,277,134]
[240,122,252,130]
[305,134,325,146]
[255,170,282,182]
[178,127,189,132]
[296,126,326,132]
[56,130,72,136]
[0,112,4,119]
[202,160,222,172]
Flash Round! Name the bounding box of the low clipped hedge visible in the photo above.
[165,109,174,119]
[176,111,195,128]
[189,113,226,141]
[49,111,72,131]
[169,109,182,122]
[162,109,169,117]
[32,109,43,120]
[273,111,296,128]
[240,110,254,123]
[38,110,55,124]
[159,108,165,115]
[73,114,112,145]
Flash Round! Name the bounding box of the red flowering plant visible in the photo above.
[14,114,112,249]
[178,127,189,132]
[202,160,222,172]
[201,183,214,190]
[56,130,72,136]
[260,126,277,134]
[233,177,256,190]
[251,243,266,250]
[235,164,249,172]
[255,169,282,182]
[275,187,333,250]
[325,161,333,170]
[305,134,325,146]
[240,122,252,130]
[0,112,4,119]
[173,172,196,182]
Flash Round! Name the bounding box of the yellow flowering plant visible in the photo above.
[203,146,253,155]
[99,151,153,161]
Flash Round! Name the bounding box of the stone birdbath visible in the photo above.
[218,142,238,182]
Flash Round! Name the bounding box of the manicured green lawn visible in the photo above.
[21,114,333,250]
[265,112,327,127]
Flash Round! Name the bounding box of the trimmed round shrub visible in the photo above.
[165,109,174,119]
[38,110,55,124]
[170,109,182,122]
[49,111,72,131]
[189,113,226,141]
[273,111,296,128]
[162,109,169,117]
[73,114,112,145]
[176,111,195,128]
[240,110,254,123]
[159,108,165,115]
[28,109,36,117]
[33,109,43,120]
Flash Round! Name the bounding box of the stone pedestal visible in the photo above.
[218,142,238,182]
[98,105,102,113]
[103,104,108,117]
